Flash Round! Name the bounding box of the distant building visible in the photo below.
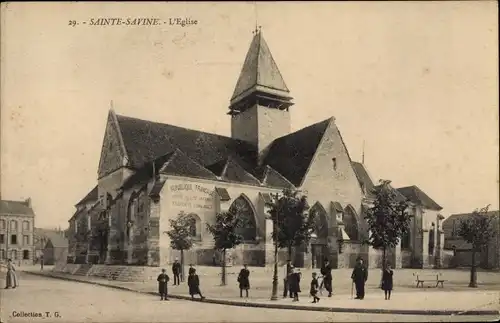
[443,210,500,269]
[0,198,35,265]
[68,30,444,269]
[34,227,68,263]
[42,231,69,265]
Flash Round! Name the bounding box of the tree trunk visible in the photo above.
[221,249,227,286]
[382,247,387,269]
[287,244,293,265]
[180,249,185,282]
[469,250,478,288]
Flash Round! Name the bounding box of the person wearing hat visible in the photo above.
[3,259,18,289]
[187,268,205,300]
[237,264,250,298]
[289,267,301,302]
[172,258,182,285]
[320,258,333,297]
[157,268,170,301]
[188,264,195,275]
[351,257,368,300]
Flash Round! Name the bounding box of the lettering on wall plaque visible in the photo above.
[169,184,215,210]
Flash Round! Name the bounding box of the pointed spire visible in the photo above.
[230,28,292,109]
[110,100,114,111]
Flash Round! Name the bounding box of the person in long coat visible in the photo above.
[237,264,250,298]
[283,260,293,298]
[157,268,170,300]
[320,259,333,297]
[172,258,181,285]
[187,268,205,300]
[381,263,394,300]
[4,259,18,289]
[351,257,368,300]
[289,268,301,302]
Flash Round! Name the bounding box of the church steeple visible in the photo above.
[228,29,294,116]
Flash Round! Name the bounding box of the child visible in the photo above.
[237,264,250,298]
[289,267,301,302]
[157,268,170,301]
[187,268,205,300]
[381,263,394,300]
[310,272,320,303]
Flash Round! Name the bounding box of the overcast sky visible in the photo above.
[1,2,498,229]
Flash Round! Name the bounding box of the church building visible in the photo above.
[67,30,445,269]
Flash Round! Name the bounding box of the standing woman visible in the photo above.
[237,264,250,298]
[381,263,394,300]
[4,259,18,289]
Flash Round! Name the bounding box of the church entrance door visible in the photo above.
[311,244,326,269]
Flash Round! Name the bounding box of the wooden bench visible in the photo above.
[413,272,445,288]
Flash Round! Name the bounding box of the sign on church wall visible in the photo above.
[168,183,215,211]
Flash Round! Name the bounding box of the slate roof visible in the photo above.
[231,30,291,105]
[76,186,98,206]
[114,111,333,190]
[262,118,332,186]
[351,162,375,197]
[0,200,34,216]
[397,185,442,211]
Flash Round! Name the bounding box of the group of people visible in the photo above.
[281,257,393,303]
[157,258,205,301]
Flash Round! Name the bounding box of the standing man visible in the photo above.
[320,258,333,297]
[351,257,368,300]
[157,268,170,301]
[40,255,44,271]
[283,260,293,298]
[172,258,181,285]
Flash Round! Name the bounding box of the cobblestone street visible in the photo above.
[1,272,498,323]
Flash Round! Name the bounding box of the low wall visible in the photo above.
[338,242,363,268]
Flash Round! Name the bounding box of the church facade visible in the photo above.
[67,30,445,269]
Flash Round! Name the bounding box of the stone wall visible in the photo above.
[338,241,362,268]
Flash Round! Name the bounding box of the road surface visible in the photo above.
[1,273,497,323]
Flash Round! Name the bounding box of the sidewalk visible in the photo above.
[23,270,500,316]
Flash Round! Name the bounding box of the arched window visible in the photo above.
[310,202,328,239]
[344,205,360,241]
[229,195,257,241]
[127,191,139,236]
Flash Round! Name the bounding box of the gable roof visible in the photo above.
[76,186,98,206]
[263,118,332,186]
[351,162,375,197]
[0,200,34,216]
[231,31,291,105]
[113,110,334,190]
[397,185,442,211]
[443,210,500,226]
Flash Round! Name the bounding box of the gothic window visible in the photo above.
[344,205,360,241]
[310,202,328,239]
[229,195,257,241]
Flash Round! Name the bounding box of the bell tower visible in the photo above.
[229,28,294,163]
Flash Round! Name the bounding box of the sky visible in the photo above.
[1,2,498,229]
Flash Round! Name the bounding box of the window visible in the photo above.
[10,220,18,231]
[401,231,411,249]
[23,221,30,231]
[229,196,257,241]
[23,235,29,245]
[23,250,29,260]
[87,215,91,231]
[0,234,4,244]
[11,234,17,244]
[11,249,17,260]
[0,249,4,259]
[428,229,435,255]
[188,216,197,237]
[0,219,5,230]
[332,158,337,171]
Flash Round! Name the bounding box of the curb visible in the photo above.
[23,271,500,316]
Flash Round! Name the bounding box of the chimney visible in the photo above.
[25,197,32,208]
